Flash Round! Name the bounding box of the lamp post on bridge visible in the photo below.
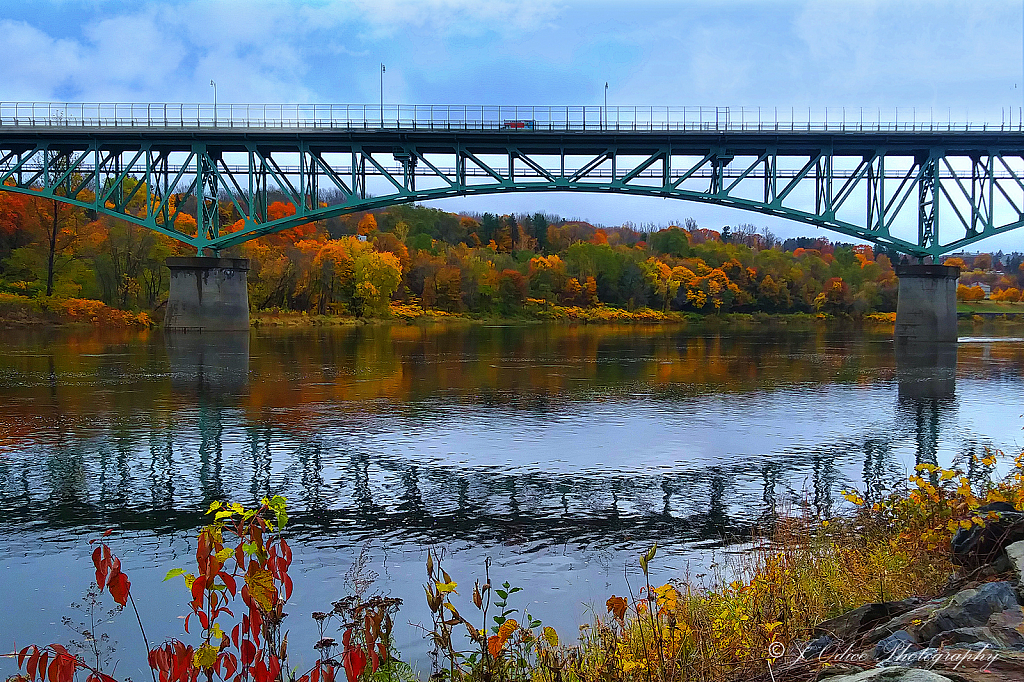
[380,63,385,126]
[604,82,608,129]
[210,80,217,126]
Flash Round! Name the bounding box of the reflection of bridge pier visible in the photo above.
[896,341,957,466]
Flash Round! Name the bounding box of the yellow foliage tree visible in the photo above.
[353,250,402,316]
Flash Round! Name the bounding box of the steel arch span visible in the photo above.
[4,107,1024,257]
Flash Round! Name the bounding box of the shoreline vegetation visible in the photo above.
[9,453,1024,682]
[0,291,905,329]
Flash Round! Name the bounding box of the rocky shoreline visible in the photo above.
[769,504,1024,682]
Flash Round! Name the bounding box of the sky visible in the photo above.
[3,0,1024,249]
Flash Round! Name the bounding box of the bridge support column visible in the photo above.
[165,257,250,331]
[894,264,960,345]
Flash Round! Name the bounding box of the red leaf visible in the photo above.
[250,608,263,641]
[342,648,366,682]
[324,665,335,682]
[108,573,130,608]
[17,645,34,669]
[198,611,209,631]
[378,642,388,664]
[184,614,191,634]
[280,538,292,564]
[37,653,48,682]
[284,574,293,601]
[27,649,39,680]
[220,572,237,596]
[91,547,103,587]
[102,529,112,537]
[191,575,206,604]
[241,640,256,667]
[95,547,110,593]
[311,665,320,682]
[48,645,69,658]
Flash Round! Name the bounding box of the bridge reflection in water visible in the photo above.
[0,324,1009,557]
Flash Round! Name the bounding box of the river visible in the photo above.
[1,321,1023,678]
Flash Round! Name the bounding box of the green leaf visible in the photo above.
[164,568,186,581]
[496,590,508,599]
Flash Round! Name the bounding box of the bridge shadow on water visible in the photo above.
[0,326,1004,553]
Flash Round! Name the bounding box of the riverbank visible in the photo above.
[0,293,152,328]
[0,291,907,330]
[254,304,895,328]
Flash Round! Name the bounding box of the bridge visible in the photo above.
[1,102,1014,337]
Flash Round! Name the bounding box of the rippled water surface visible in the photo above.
[2,322,1024,677]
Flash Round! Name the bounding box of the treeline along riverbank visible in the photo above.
[9,186,1022,324]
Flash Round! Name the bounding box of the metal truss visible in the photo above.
[2,125,1024,257]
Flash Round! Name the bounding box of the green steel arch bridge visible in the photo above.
[3,102,1024,258]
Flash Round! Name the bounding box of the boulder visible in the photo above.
[926,604,1024,650]
[802,635,836,659]
[951,502,1024,567]
[816,667,958,682]
[866,597,949,643]
[906,581,1020,643]
[874,630,922,661]
[815,598,923,641]
[1006,540,1024,584]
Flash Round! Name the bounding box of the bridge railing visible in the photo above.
[1,102,1022,132]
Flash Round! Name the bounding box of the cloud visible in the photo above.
[0,19,84,100]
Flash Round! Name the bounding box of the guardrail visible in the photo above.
[1,103,1022,133]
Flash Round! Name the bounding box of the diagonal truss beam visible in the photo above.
[3,129,1024,257]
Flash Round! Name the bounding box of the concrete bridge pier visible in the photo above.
[165,257,250,331]
[894,264,960,345]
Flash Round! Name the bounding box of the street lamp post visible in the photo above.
[210,80,217,126]
[380,64,385,126]
[604,82,608,129]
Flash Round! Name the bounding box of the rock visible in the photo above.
[927,603,1024,649]
[818,667,958,682]
[815,599,923,641]
[930,650,1024,682]
[951,502,1024,568]
[802,634,836,659]
[875,630,922,660]
[866,597,949,643]
[906,581,1020,643]
[1006,540,1024,583]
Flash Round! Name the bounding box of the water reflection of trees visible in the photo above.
[0,324,1015,552]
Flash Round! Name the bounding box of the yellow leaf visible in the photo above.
[959,519,974,530]
[940,470,957,481]
[435,580,458,594]
[211,623,224,640]
[206,501,223,515]
[498,619,519,644]
[215,548,232,563]
[184,573,196,589]
[245,568,276,612]
[193,644,218,669]
[542,626,559,647]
